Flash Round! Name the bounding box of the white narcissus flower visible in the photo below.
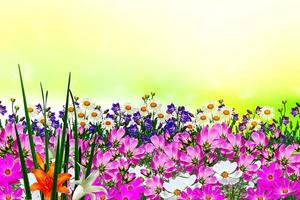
[160,173,196,199]
[72,169,107,200]
[212,160,242,185]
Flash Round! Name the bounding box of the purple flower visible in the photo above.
[255,106,262,114]
[0,104,7,115]
[180,111,192,123]
[133,112,141,121]
[282,116,289,125]
[111,103,121,114]
[164,119,176,134]
[144,118,152,130]
[291,106,299,117]
[166,103,176,114]
[268,123,276,131]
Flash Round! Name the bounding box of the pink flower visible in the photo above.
[164,142,180,161]
[119,136,145,164]
[93,151,117,178]
[196,185,225,200]
[251,131,268,150]
[0,154,22,186]
[195,165,217,185]
[247,186,274,200]
[108,128,125,148]
[257,162,282,188]
[0,184,23,200]
[114,178,145,200]
[178,187,198,200]
[180,145,203,172]
[196,125,220,152]
[272,177,300,198]
[150,135,166,151]
[151,153,176,178]
[237,153,260,181]
[275,144,300,174]
[144,176,164,199]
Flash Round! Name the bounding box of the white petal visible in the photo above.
[230,170,242,179]
[72,185,85,200]
[160,191,174,199]
[85,186,107,194]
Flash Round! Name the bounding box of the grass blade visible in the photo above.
[51,133,60,200]
[13,121,32,199]
[40,83,49,171]
[69,90,80,182]
[85,134,97,178]
[18,64,38,169]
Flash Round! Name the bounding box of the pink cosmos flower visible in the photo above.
[173,132,192,145]
[119,136,145,164]
[180,145,203,172]
[196,185,225,200]
[251,131,268,150]
[0,154,22,186]
[195,165,217,186]
[196,125,220,152]
[237,153,260,181]
[93,151,118,179]
[108,128,125,148]
[220,133,244,159]
[144,176,164,199]
[0,184,23,200]
[151,153,176,178]
[272,177,300,198]
[275,144,300,174]
[257,162,282,188]
[114,178,145,200]
[247,186,274,200]
[164,142,180,161]
[178,187,198,200]
[150,135,166,151]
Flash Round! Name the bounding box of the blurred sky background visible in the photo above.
[0,0,300,112]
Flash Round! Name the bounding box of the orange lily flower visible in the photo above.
[30,153,72,200]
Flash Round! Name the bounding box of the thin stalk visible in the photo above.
[85,134,97,178]
[51,134,60,200]
[40,83,49,171]
[18,65,38,168]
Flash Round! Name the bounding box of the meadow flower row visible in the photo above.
[1,95,300,200]
[1,69,300,200]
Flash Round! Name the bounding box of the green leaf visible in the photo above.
[51,133,61,200]
[18,65,38,169]
[85,134,97,178]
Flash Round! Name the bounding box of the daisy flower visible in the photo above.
[27,104,38,118]
[211,111,224,123]
[148,100,161,113]
[202,101,218,113]
[155,110,169,123]
[102,118,115,131]
[195,112,210,126]
[88,109,102,124]
[76,108,86,120]
[35,114,50,129]
[259,106,275,120]
[247,119,261,131]
[212,160,242,185]
[123,103,136,114]
[184,121,195,131]
[80,98,94,110]
[139,104,149,117]
[220,106,234,121]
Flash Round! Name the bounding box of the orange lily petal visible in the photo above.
[32,169,48,184]
[47,162,55,177]
[30,183,43,191]
[36,153,45,170]
[57,185,70,194]
[57,173,72,185]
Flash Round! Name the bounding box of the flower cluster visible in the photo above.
[0,96,300,200]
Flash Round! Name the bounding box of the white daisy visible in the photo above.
[247,118,261,131]
[220,106,234,121]
[259,106,275,120]
[123,103,136,114]
[202,101,218,113]
[210,111,224,123]
[36,114,50,129]
[139,104,149,117]
[148,100,161,112]
[160,173,196,199]
[155,110,169,123]
[27,104,38,118]
[76,108,86,120]
[88,109,102,124]
[184,121,195,131]
[78,119,88,129]
[79,98,94,110]
[102,118,115,130]
[66,105,76,120]
[212,160,242,185]
[195,112,210,126]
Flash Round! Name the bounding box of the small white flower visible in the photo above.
[88,109,102,124]
[35,114,50,129]
[210,111,224,123]
[220,106,234,121]
[102,118,115,130]
[259,106,275,120]
[76,108,86,120]
[123,103,136,114]
[148,100,161,112]
[202,101,218,113]
[80,98,94,110]
[195,112,209,126]
[184,121,195,131]
[161,173,196,199]
[27,104,38,118]
[139,104,149,117]
[212,160,242,185]
[155,110,169,123]
[247,118,261,131]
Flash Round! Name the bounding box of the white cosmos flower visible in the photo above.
[247,118,261,131]
[102,118,115,130]
[212,160,242,185]
[160,173,196,199]
[259,106,275,120]
[72,169,107,200]
[202,101,218,113]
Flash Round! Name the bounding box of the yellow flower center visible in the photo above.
[5,195,12,200]
[223,110,230,115]
[140,106,147,112]
[207,104,214,109]
[221,171,229,178]
[105,121,112,126]
[27,107,34,113]
[68,107,74,112]
[4,169,11,175]
[150,102,157,108]
[40,118,46,125]
[205,195,212,200]
[91,112,98,117]
[257,197,264,200]
[282,188,289,194]
[174,189,181,196]
[100,195,106,200]
[187,124,193,129]
[200,115,207,120]
[267,174,273,180]
[125,105,132,111]
[251,121,258,127]
[83,101,91,107]
[157,113,164,118]
[78,113,85,118]
[80,121,86,127]
[213,115,220,121]
[264,109,271,115]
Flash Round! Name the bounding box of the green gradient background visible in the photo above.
[0,1,300,112]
